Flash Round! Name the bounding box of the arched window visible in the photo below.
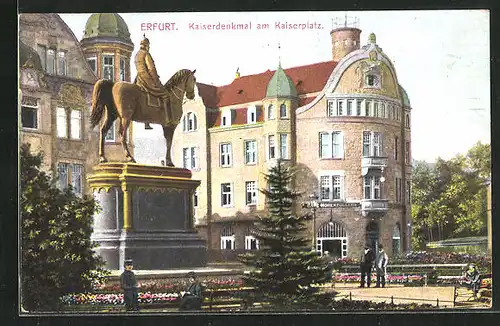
[279,103,287,118]
[267,104,275,120]
[365,221,379,252]
[405,113,410,128]
[392,223,401,255]
[220,225,235,250]
[316,221,347,258]
[183,112,198,132]
[245,226,259,250]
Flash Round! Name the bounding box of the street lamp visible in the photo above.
[309,193,319,252]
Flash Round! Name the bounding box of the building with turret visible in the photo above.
[172,21,413,260]
[18,13,133,195]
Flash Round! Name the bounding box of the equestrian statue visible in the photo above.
[90,35,196,166]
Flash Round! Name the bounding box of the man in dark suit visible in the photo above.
[179,271,203,310]
[120,259,139,311]
[360,245,375,288]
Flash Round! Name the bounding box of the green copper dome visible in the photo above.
[82,13,131,42]
[399,85,411,107]
[19,41,43,71]
[265,63,297,98]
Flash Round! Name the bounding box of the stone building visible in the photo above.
[19,13,134,195]
[172,23,413,260]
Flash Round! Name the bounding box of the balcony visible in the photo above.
[362,156,388,170]
[361,199,389,216]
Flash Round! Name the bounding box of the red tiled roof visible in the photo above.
[197,60,338,127]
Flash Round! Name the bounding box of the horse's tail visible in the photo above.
[90,79,115,129]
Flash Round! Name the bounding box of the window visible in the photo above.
[57,107,67,138]
[392,224,401,255]
[391,106,396,120]
[267,104,275,120]
[120,57,126,81]
[57,51,66,76]
[245,236,259,250]
[220,143,232,167]
[268,135,276,159]
[327,99,335,116]
[366,75,376,86]
[363,176,382,199]
[183,112,198,132]
[320,131,344,159]
[221,110,231,127]
[279,103,287,118]
[221,183,233,207]
[182,147,199,169]
[373,102,379,117]
[405,114,410,128]
[46,49,55,74]
[394,136,399,160]
[244,140,257,164]
[102,55,114,81]
[395,178,402,202]
[405,141,410,164]
[245,181,257,205]
[36,45,46,70]
[193,189,199,208]
[21,104,38,129]
[365,101,371,116]
[70,110,81,139]
[221,225,235,250]
[346,100,353,116]
[105,123,115,142]
[362,131,383,157]
[280,134,288,159]
[365,74,380,88]
[58,163,84,195]
[336,100,343,116]
[247,106,256,124]
[320,175,344,201]
[406,180,411,204]
[381,103,386,118]
[87,57,97,74]
[356,100,362,116]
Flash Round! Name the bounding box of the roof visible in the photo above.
[265,63,297,98]
[399,84,411,107]
[82,13,132,43]
[200,60,337,109]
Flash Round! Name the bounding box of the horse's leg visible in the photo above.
[99,107,114,163]
[120,118,135,163]
[162,125,175,167]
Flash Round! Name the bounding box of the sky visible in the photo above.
[60,11,491,163]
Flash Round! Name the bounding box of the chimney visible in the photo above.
[330,16,361,61]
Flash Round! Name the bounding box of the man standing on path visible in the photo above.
[360,245,375,288]
[120,259,139,311]
[375,245,389,288]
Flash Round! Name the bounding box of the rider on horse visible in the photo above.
[134,34,170,130]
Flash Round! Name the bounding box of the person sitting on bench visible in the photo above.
[464,263,481,299]
[179,271,203,310]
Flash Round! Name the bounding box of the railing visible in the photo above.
[361,199,388,213]
[361,156,388,169]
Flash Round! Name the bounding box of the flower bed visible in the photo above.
[334,273,424,284]
[61,292,180,305]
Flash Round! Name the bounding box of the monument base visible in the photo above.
[87,163,207,270]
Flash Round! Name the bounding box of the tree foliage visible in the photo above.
[20,143,108,311]
[411,142,490,249]
[238,160,331,309]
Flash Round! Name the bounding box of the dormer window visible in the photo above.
[267,104,275,120]
[366,75,377,87]
[221,109,232,127]
[247,105,256,124]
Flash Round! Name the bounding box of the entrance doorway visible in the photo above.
[366,220,379,253]
[316,222,347,258]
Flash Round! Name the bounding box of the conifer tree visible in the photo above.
[238,159,331,309]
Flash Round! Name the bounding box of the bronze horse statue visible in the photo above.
[90,69,197,166]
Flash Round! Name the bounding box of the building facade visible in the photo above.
[19,13,134,195]
[172,24,413,260]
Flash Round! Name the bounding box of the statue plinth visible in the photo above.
[87,163,207,270]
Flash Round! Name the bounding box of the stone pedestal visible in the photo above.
[87,163,207,270]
